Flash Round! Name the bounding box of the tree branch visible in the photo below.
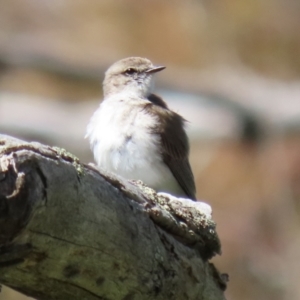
[0,134,226,300]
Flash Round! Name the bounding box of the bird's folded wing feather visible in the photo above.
[146,94,196,200]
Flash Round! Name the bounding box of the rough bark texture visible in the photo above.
[0,135,226,300]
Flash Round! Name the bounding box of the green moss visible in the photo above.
[51,146,85,177]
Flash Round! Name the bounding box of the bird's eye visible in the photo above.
[124,68,136,75]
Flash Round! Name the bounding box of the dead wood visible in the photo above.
[0,134,226,300]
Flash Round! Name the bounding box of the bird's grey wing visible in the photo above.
[146,94,197,200]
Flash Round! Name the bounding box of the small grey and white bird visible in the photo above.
[86,57,196,200]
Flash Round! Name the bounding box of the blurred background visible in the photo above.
[0,0,300,299]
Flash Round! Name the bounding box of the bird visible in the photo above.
[86,57,196,200]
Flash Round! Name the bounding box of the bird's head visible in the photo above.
[103,57,165,98]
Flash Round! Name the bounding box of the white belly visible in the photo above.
[86,96,181,194]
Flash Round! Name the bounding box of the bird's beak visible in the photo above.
[145,65,166,74]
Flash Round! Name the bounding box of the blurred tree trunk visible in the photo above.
[0,135,226,300]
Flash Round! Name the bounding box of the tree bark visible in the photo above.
[0,134,226,300]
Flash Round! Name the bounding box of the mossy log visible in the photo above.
[0,135,226,300]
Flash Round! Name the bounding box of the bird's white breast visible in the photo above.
[86,93,177,190]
